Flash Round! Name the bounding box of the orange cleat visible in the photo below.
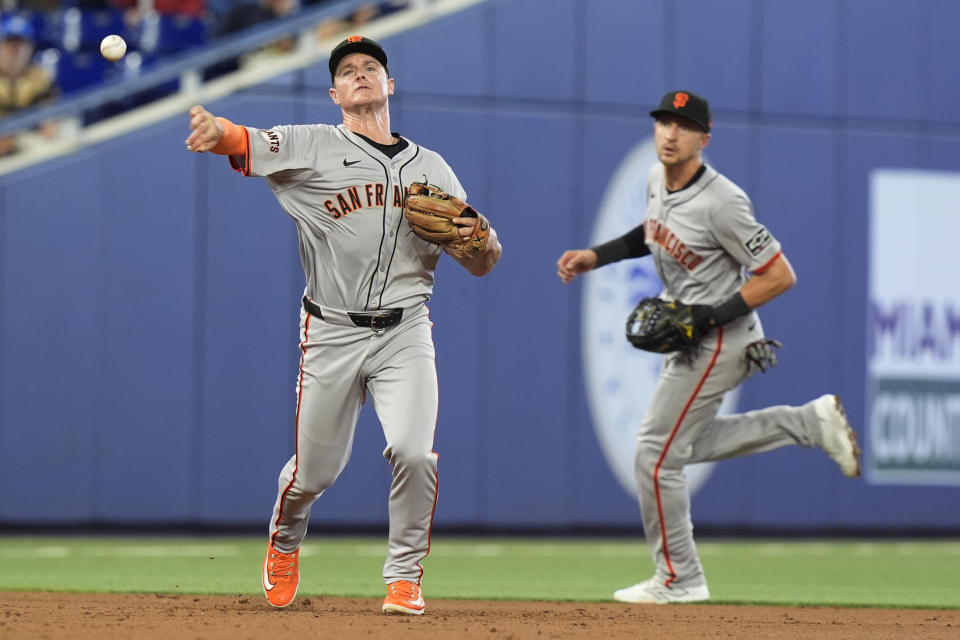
[382,580,426,615]
[262,542,299,608]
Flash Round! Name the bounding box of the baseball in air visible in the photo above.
[100,35,127,61]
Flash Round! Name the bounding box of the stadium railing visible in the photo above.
[0,0,484,175]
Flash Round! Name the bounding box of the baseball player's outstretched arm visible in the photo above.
[447,223,502,276]
[185,105,249,159]
[556,249,598,283]
[557,224,649,283]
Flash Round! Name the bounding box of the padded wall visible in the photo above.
[1,0,959,530]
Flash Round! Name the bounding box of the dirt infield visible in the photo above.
[1,592,957,639]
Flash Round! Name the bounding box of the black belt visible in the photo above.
[302,297,404,330]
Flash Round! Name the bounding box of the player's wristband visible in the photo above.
[211,117,248,156]
[693,292,751,332]
[713,291,751,326]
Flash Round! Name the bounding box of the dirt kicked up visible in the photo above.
[1,592,958,639]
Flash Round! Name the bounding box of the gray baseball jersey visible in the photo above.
[644,163,782,304]
[233,122,462,586]
[630,163,829,591]
[238,123,465,309]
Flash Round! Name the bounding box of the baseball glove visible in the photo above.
[625,297,704,353]
[403,182,490,256]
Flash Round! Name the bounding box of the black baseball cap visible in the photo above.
[328,35,389,80]
[649,90,711,132]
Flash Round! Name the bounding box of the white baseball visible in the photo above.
[100,35,127,62]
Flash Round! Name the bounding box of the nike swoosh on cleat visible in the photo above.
[343,159,361,166]
[262,558,275,591]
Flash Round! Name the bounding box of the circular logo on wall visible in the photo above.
[583,138,739,498]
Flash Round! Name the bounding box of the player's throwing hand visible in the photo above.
[185,105,224,153]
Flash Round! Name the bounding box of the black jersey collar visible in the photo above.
[665,163,707,194]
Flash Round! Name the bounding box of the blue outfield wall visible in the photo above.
[1,0,959,530]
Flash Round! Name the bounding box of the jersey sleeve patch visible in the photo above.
[744,227,773,256]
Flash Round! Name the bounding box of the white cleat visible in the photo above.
[813,394,861,478]
[613,577,710,604]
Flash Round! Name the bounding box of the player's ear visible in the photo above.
[387,77,395,96]
[699,132,711,150]
[329,86,340,105]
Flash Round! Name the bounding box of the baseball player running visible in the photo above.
[556,90,860,604]
[185,35,502,615]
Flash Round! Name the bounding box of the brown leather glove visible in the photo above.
[403,182,490,257]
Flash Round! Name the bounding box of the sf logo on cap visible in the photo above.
[347,35,363,43]
[673,92,690,109]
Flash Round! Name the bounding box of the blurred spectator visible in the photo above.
[205,0,239,24]
[312,2,405,42]
[204,0,295,78]
[59,1,119,9]
[313,1,378,41]
[0,13,59,157]
[107,0,207,19]
[110,0,209,50]
[16,0,61,11]
[215,0,296,39]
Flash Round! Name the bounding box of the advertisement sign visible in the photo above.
[868,169,960,484]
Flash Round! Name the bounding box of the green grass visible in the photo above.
[1,536,958,609]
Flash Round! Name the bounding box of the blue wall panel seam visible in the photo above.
[474,0,496,522]
[564,0,588,524]
[664,0,676,81]
[92,157,108,521]
[190,152,210,522]
[0,180,5,504]
[833,0,848,396]
[750,0,762,117]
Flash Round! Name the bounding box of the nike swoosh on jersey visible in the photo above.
[343,159,361,166]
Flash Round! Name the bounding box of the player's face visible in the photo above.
[329,53,394,109]
[654,115,709,167]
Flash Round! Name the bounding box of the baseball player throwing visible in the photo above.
[556,90,860,604]
[185,35,502,615]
